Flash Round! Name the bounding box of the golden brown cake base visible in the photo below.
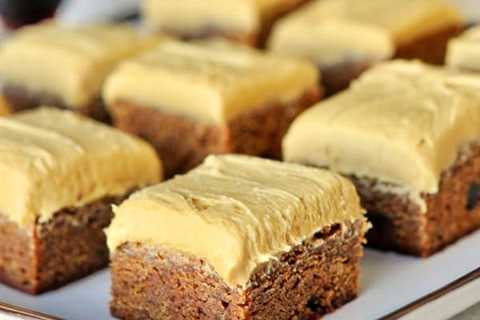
[353,143,480,257]
[320,60,373,96]
[395,24,464,65]
[2,83,110,122]
[110,219,366,320]
[0,195,125,294]
[109,87,322,178]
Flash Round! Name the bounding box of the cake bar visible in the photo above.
[284,61,480,257]
[0,108,161,293]
[447,26,480,72]
[142,0,310,47]
[107,155,368,319]
[104,39,321,178]
[268,0,464,94]
[0,23,164,120]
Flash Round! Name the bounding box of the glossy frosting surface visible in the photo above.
[0,23,164,107]
[0,108,162,226]
[107,155,364,287]
[104,39,318,123]
[447,27,480,72]
[284,61,480,199]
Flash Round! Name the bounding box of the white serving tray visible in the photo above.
[0,1,478,319]
[0,230,479,320]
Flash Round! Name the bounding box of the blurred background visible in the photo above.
[0,0,478,31]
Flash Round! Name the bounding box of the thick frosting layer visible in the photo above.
[269,0,462,66]
[143,0,258,35]
[270,17,393,67]
[107,155,365,287]
[0,23,164,108]
[447,27,480,72]
[284,61,480,202]
[0,108,162,226]
[104,39,318,123]
[142,0,300,35]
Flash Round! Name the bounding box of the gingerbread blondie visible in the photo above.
[0,23,165,120]
[104,39,321,178]
[284,61,480,256]
[107,155,368,319]
[0,108,161,293]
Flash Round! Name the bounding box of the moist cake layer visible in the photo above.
[447,26,480,72]
[356,142,480,256]
[318,59,373,95]
[0,194,124,294]
[111,219,365,319]
[394,23,462,65]
[103,39,318,124]
[0,23,165,108]
[109,87,321,178]
[0,108,161,226]
[2,84,110,121]
[284,61,480,200]
[106,155,365,288]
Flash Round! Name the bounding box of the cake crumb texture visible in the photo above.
[111,220,366,319]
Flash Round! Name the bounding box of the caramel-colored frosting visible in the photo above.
[107,155,365,287]
[269,0,463,67]
[0,23,165,108]
[0,108,162,226]
[142,0,301,35]
[104,39,318,123]
[284,61,480,206]
[447,27,480,72]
